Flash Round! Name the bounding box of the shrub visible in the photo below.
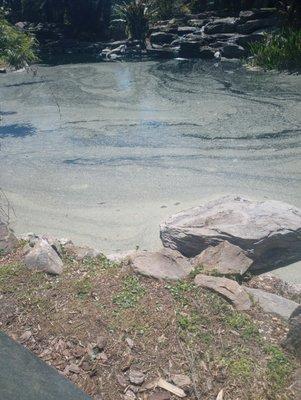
[250,29,301,70]
[0,9,38,68]
[115,0,155,42]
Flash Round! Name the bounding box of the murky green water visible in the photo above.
[0,59,300,281]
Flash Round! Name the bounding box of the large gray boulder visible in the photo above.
[237,17,279,34]
[130,248,192,280]
[0,219,18,255]
[150,32,177,46]
[199,46,216,59]
[24,239,63,275]
[204,18,238,34]
[160,196,301,270]
[179,41,201,58]
[194,274,252,310]
[221,43,246,58]
[191,240,253,276]
[245,287,299,320]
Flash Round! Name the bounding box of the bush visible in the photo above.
[0,9,38,69]
[250,29,301,71]
[115,0,155,42]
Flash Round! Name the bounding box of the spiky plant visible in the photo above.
[115,0,155,42]
[250,29,301,71]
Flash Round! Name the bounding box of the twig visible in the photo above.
[0,188,15,225]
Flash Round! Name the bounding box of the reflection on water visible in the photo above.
[0,123,36,138]
[0,59,300,281]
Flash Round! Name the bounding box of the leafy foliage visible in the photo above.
[0,9,38,68]
[250,29,301,70]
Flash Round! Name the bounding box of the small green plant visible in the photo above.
[82,254,118,274]
[229,357,254,379]
[176,309,201,335]
[165,281,195,305]
[74,276,93,299]
[0,9,38,68]
[226,312,259,340]
[264,345,294,391]
[113,275,145,308]
[188,265,204,279]
[250,29,301,71]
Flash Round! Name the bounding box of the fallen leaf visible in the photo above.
[216,388,224,400]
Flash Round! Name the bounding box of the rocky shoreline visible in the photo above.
[12,8,280,64]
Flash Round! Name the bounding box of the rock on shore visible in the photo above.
[160,196,301,271]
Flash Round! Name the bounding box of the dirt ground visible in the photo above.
[0,245,299,400]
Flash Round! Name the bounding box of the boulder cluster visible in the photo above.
[102,9,280,61]
[148,9,279,60]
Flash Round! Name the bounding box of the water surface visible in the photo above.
[0,60,300,281]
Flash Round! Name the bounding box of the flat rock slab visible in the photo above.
[191,240,253,275]
[194,274,252,310]
[245,287,299,320]
[131,248,192,280]
[160,196,301,270]
[0,332,91,400]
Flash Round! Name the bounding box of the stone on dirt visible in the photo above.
[24,238,63,275]
[107,250,138,263]
[130,248,192,280]
[245,287,299,320]
[148,392,171,400]
[191,240,253,276]
[128,369,145,385]
[64,243,101,261]
[194,274,252,311]
[171,374,191,388]
[160,196,301,270]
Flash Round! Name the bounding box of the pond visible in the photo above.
[0,59,300,281]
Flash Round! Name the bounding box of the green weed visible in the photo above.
[113,275,145,309]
